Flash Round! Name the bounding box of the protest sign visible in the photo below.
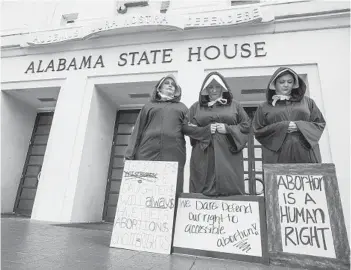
[110,160,178,254]
[173,193,268,264]
[264,163,350,269]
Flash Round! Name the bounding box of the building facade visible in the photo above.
[1,0,350,239]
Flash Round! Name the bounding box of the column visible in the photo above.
[177,62,205,193]
[31,74,90,222]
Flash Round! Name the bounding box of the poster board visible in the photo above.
[110,160,178,254]
[173,193,269,264]
[264,163,350,270]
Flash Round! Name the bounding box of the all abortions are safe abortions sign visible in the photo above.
[264,164,350,270]
[110,160,178,254]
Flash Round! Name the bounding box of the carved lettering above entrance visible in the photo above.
[24,55,105,74]
[185,6,264,28]
[23,42,267,74]
[27,14,180,46]
[24,6,273,47]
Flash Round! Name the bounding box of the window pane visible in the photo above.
[38,115,53,125]
[35,125,51,135]
[254,147,262,158]
[20,188,37,199]
[31,146,46,155]
[23,177,37,187]
[111,169,123,180]
[25,166,40,176]
[244,179,249,194]
[18,200,34,210]
[243,148,248,158]
[107,206,116,219]
[116,135,131,145]
[255,161,262,172]
[33,135,49,144]
[112,157,124,168]
[243,161,248,171]
[118,112,139,123]
[110,180,122,193]
[28,156,44,165]
[117,124,135,134]
[108,194,118,206]
[255,174,264,196]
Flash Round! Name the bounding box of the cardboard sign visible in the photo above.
[110,160,178,254]
[173,194,268,264]
[264,163,350,270]
[277,174,335,257]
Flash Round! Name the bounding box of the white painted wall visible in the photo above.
[1,92,36,213]
[0,1,57,33]
[71,87,116,222]
[178,65,206,193]
[315,29,350,239]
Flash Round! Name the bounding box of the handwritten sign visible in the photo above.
[173,194,268,264]
[110,160,178,254]
[264,164,350,270]
[277,174,335,258]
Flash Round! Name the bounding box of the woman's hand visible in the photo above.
[287,121,298,133]
[187,122,197,127]
[210,123,217,134]
[216,123,227,134]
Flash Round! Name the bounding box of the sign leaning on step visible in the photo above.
[173,193,269,264]
[264,163,350,270]
[110,160,178,254]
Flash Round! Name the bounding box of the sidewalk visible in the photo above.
[1,215,304,270]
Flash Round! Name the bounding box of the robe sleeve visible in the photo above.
[224,103,250,153]
[295,98,326,148]
[253,105,290,152]
[182,103,211,150]
[124,106,147,160]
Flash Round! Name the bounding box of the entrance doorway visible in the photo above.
[13,112,54,216]
[103,107,263,222]
[102,110,140,222]
[243,107,264,196]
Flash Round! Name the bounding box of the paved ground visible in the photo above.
[1,215,305,270]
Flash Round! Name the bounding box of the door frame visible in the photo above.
[243,106,264,196]
[13,112,54,216]
[102,109,141,222]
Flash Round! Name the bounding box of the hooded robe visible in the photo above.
[183,72,250,196]
[125,75,187,193]
[253,67,326,163]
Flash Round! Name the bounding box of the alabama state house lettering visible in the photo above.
[24,55,105,74]
[24,42,267,74]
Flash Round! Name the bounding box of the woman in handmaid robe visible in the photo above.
[253,67,326,163]
[183,72,250,196]
[125,75,188,194]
